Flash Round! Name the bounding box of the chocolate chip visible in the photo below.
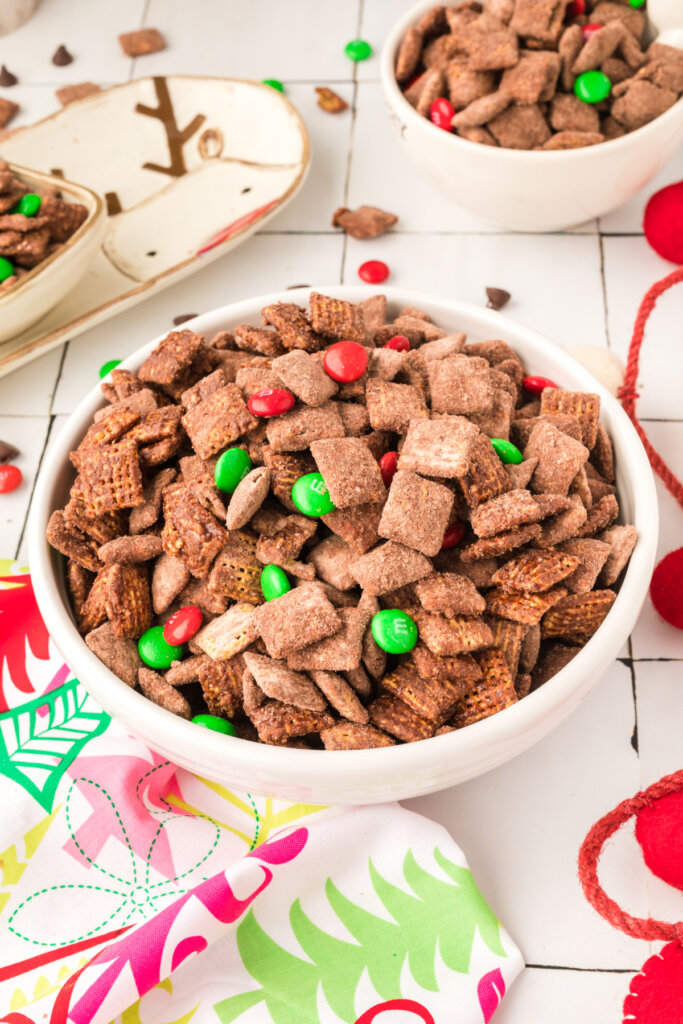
[0,65,18,87]
[172,313,198,326]
[52,45,74,67]
[0,440,19,463]
[486,287,511,311]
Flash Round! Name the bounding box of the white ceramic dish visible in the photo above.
[0,164,105,342]
[0,76,309,376]
[380,0,683,231]
[29,286,658,805]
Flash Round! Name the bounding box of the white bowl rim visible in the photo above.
[29,285,658,792]
[380,0,683,163]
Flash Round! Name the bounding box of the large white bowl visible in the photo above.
[380,0,683,231]
[29,286,658,805]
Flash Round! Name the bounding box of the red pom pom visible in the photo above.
[623,942,683,1024]
[650,547,683,630]
[643,182,683,264]
[635,788,683,890]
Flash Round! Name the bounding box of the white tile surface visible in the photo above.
[1,3,682,1019]
[600,145,683,235]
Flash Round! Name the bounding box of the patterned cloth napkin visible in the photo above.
[0,562,523,1024]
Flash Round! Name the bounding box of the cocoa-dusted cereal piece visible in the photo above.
[209,530,263,605]
[505,457,538,489]
[399,415,479,479]
[459,522,542,561]
[486,616,527,676]
[531,641,581,687]
[396,26,424,82]
[199,656,244,717]
[72,437,144,514]
[310,437,386,508]
[46,510,102,572]
[560,23,583,91]
[351,541,432,596]
[378,471,454,557]
[592,1,645,39]
[599,524,637,586]
[460,433,512,506]
[411,642,483,685]
[501,49,561,104]
[365,378,428,433]
[575,492,619,537]
[332,206,398,239]
[85,622,141,686]
[139,667,191,718]
[182,384,256,460]
[542,131,605,150]
[272,349,338,406]
[491,547,580,592]
[510,0,566,45]
[262,302,323,352]
[310,670,369,723]
[470,489,541,538]
[550,93,601,133]
[165,654,210,686]
[486,585,567,625]
[161,481,228,578]
[255,582,341,658]
[428,355,494,415]
[308,535,357,590]
[612,81,677,130]
[118,28,166,56]
[138,330,203,387]
[540,389,600,449]
[541,589,617,641]
[67,560,94,630]
[338,401,372,436]
[78,564,115,634]
[382,661,465,724]
[234,325,284,358]
[414,572,486,616]
[243,651,327,711]
[451,89,511,128]
[287,606,367,672]
[106,564,152,639]
[450,647,518,727]
[519,622,541,673]
[309,292,365,345]
[591,422,615,483]
[345,663,373,699]
[447,61,496,110]
[194,602,258,660]
[534,493,588,548]
[369,694,436,742]
[560,537,611,594]
[320,722,395,749]
[249,701,334,745]
[416,68,448,116]
[525,420,589,496]
[322,501,384,554]
[226,467,271,531]
[98,534,163,564]
[262,447,315,512]
[266,402,344,453]
[487,103,552,150]
[129,467,176,534]
[411,607,494,656]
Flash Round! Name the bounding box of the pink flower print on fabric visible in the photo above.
[66,828,308,1024]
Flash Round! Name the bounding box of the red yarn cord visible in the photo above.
[578,769,683,942]
[618,266,683,511]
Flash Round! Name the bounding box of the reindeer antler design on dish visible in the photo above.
[135,77,206,178]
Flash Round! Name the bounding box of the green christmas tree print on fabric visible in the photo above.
[214,847,506,1024]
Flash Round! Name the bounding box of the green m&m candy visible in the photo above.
[15,193,42,217]
[491,437,523,465]
[99,359,121,379]
[262,78,284,92]
[215,447,252,492]
[574,70,611,105]
[345,39,372,61]
[371,609,418,654]
[628,0,645,7]
[291,472,336,516]
[192,713,236,735]
[0,256,14,282]
[138,626,184,670]
[261,564,291,601]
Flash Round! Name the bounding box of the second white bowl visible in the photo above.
[380,0,683,231]
[28,286,658,804]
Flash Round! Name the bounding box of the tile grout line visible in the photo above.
[597,231,612,352]
[339,0,364,285]
[128,0,152,82]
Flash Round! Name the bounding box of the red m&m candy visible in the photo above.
[581,22,602,40]
[430,97,455,131]
[566,0,585,16]
[522,375,559,397]
[248,388,295,417]
[441,521,465,550]
[379,451,399,487]
[163,605,203,645]
[323,340,368,383]
[0,464,22,494]
[384,335,410,352]
[358,260,389,284]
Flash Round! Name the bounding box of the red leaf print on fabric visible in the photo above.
[0,574,51,711]
[355,1000,436,1024]
[478,967,506,1022]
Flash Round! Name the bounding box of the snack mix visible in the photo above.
[47,291,637,749]
[395,0,683,150]
[0,162,88,290]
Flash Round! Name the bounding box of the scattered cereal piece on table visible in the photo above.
[118,28,166,57]
[332,206,397,239]
[56,82,100,106]
[315,86,348,113]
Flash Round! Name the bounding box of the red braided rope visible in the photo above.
[618,266,683,511]
[578,769,683,943]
